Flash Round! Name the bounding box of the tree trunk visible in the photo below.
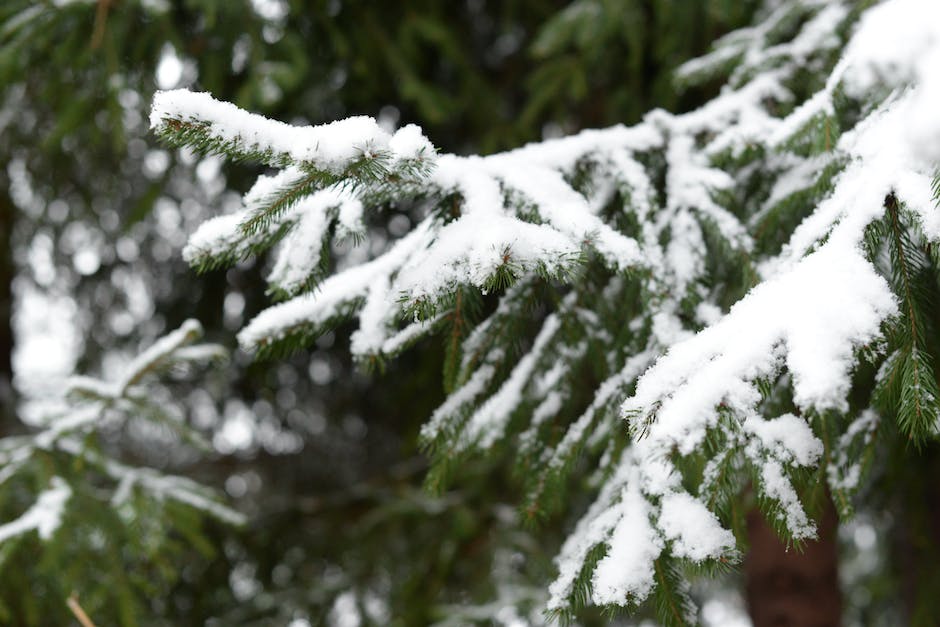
[745,496,842,627]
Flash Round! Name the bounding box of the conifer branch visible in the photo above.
[148,0,940,619]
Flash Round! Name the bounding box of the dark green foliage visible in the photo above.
[651,559,698,627]
[866,197,940,446]
[529,0,761,135]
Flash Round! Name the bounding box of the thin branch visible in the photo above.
[67,594,97,627]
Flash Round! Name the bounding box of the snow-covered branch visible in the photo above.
[153,0,940,620]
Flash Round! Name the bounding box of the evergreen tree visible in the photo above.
[146,0,940,624]
[10,0,940,624]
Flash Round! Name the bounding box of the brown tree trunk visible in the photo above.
[745,496,842,627]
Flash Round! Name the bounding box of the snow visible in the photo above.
[389,123,436,161]
[183,210,252,264]
[841,0,940,98]
[755,153,835,222]
[421,360,500,443]
[238,219,434,354]
[394,211,580,302]
[162,94,658,350]
[376,315,444,356]
[120,319,203,388]
[267,186,362,295]
[242,166,305,211]
[134,469,245,526]
[590,481,662,605]
[785,3,848,60]
[546,460,634,611]
[669,245,887,417]
[490,160,643,271]
[743,413,823,467]
[665,135,744,249]
[829,409,879,492]
[61,320,204,402]
[548,350,655,470]
[760,459,815,539]
[183,170,368,282]
[4,320,242,546]
[658,492,736,562]
[0,477,71,543]
[151,90,432,173]
[459,312,561,449]
[619,244,894,512]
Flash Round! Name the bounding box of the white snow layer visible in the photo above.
[658,492,736,562]
[151,89,434,173]
[0,477,71,543]
[591,481,663,605]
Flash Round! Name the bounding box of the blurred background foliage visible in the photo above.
[0,0,766,624]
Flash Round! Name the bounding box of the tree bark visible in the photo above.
[745,496,842,627]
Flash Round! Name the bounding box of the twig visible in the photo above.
[66,594,97,627]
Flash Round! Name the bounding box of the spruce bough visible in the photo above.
[145,0,940,622]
